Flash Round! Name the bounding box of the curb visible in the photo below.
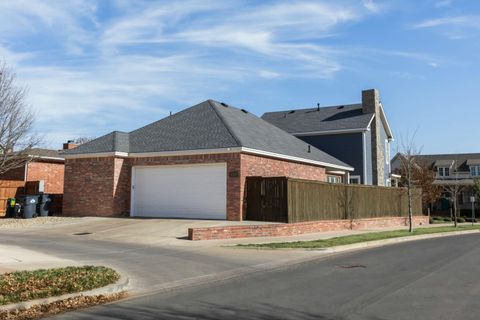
[131,229,480,298]
[0,275,130,312]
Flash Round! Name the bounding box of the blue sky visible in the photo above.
[0,0,479,154]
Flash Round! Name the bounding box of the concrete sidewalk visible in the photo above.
[0,244,79,273]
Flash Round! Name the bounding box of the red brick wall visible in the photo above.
[26,161,65,194]
[188,216,430,240]
[62,152,328,220]
[63,157,116,217]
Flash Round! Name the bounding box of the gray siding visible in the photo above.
[297,133,364,180]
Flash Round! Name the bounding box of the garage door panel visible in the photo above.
[132,163,227,219]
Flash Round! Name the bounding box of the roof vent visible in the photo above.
[220,102,228,107]
[288,110,295,114]
[241,109,248,114]
[337,106,344,109]
[317,103,320,111]
[307,145,311,153]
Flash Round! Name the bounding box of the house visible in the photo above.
[0,148,65,194]
[391,153,480,214]
[62,100,353,220]
[261,89,394,186]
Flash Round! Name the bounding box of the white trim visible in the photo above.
[326,170,346,175]
[29,155,65,161]
[130,166,136,217]
[366,114,375,131]
[379,102,394,140]
[293,127,368,136]
[362,131,368,184]
[63,147,354,171]
[64,151,130,159]
[240,147,354,171]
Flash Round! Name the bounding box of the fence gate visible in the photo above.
[246,177,288,222]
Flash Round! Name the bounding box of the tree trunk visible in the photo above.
[453,196,458,228]
[408,186,413,232]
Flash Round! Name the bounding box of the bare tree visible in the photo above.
[398,132,422,232]
[0,61,39,175]
[73,136,95,145]
[474,178,480,200]
[442,172,464,228]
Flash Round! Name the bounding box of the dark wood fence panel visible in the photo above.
[246,177,288,222]
[246,177,422,223]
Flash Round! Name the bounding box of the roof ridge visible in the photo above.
[263,103,362,115]
[207,100,242,147]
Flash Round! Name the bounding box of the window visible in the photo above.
[438,167,450,177]
[471,166,480,177]
[349,176,361,184]
[327,176,342,184]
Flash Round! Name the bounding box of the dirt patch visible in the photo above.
[0,292,127,320]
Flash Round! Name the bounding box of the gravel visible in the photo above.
[0,217,81,229]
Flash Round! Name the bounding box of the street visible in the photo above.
[48,233,480,320]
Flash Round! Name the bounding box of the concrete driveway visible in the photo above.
[0,217,323,293]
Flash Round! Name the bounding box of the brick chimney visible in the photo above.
[362,89,386,186]
[63,140,78,150]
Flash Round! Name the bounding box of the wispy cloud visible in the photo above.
[412,15,480,39]
[435,0,453,7]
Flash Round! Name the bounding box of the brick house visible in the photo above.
[391,152,480,214]
[0,148,65,194]
[262,89,394,186]
[62,100,353,220]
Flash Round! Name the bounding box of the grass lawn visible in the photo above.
[0,266,119,306]
[238,225,480,249]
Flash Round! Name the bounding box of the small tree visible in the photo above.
[443,173,463,228]
[398,133,422,232]
[474,178,480,200]
[412,159,443,212]
[0,61,39,174]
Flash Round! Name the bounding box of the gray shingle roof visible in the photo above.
[28,148,64,160]
[261,104,374,134]
[64,100,352,169]
[392,153,480,172]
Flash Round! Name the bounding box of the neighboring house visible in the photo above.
[262,89,394,186]
[391,153,480,213]
[62,100,353,221]
[0,148,65,194]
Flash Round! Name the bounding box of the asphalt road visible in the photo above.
[49,233,480,320]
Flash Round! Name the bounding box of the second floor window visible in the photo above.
[471,166,480,177]
[438,167,450,177]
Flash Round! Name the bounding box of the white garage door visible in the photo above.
[131,163,227,219]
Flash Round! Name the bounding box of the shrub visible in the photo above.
[443,217,452,222]
[456,217,466,223]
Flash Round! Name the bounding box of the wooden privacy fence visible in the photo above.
[0,180,26,217]
[246,177,423,223]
